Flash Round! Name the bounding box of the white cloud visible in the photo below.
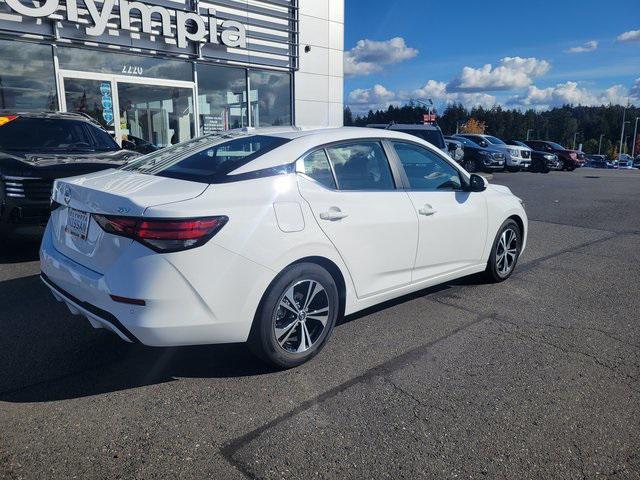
[410,80,497,108]
[631,78,640,99]
[344,37,418,76]
[347,84,400,112]
[447,57,551,92]
[508,81,633,109]
[617,29,640,43]
[565,40,598,53]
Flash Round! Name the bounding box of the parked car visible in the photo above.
[367,123,447,151]
[40,127,527,368]
[448,135,506,172]
[523,140,581,171]
[585,154,610,169]
[506,140,558,173]
[0,112,140,240]
[457,134,532,172]
[633,156,640,169]
[444,137,465,162]
[618,154,634,169]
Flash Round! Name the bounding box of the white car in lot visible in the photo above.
[40,127,527,367]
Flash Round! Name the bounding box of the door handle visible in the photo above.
[320,207,348,221]
[418,204,437,216]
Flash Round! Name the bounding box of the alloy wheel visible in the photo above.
[496,228,518,276]
[273,279,330,354]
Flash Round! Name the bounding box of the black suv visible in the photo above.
[448,135,506,172]
[0,112,139,240]
[367,123,448,151]
[506,140,559,173]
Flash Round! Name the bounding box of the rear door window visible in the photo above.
[301,150,336,189]
[123,134,289,183]
[326,141,395,191]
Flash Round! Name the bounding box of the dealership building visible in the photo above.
[0,0,344,147]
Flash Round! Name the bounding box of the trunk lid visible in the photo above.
[50,169,208,274]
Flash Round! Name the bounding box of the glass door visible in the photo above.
[60,71,196,149]
[117,82,195,149]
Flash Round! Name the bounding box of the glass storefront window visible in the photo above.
[64,78,115,131]
[249,71,292,128]
[197,64,248,134]
[0,40,57,111]
[58,47,192,82]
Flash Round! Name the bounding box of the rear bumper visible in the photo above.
[39,222,275,347]
[41,272,138,343]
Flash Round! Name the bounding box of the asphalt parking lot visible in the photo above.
[1,168,639,479]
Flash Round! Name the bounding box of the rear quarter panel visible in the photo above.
[143,174,359,315]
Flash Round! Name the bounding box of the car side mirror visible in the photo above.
[466,174,487,192]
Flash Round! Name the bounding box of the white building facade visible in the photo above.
[0,0,344,147]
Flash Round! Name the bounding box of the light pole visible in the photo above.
[598,134,605,155]
[573,131,580,150]
[526,128,534,140]
[618,100,630,161]
[632,117,640,159]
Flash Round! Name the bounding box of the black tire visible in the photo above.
[249,263,339,368]
[484,219,522,283]
[507,166,521,173]
[463,158,478,173]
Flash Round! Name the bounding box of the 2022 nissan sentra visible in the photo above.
[40,127,527,368]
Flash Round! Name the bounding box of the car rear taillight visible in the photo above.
[0,115,17,127]
[93,215,228,253]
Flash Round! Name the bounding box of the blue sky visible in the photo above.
[344,0,640,114]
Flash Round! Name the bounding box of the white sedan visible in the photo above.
[40,127,527,368]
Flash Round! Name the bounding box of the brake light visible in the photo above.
[0,115,17,127]
[93,215,228,253]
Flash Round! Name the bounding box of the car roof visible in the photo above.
[0,110,99,123]
[221,126,436,142]
[366,123,442,132]
[228,126,455,175]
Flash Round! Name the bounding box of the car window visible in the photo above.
[392,142,462,191]
[123,134,289,183]
[326,141,395,191]
[396,129,446,150]
[84,124,120,151]
[0,117,117,152]
[301,149,336,189]
[453,136,477,147]
[485,136,506,145]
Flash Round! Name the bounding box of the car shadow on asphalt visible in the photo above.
[0,270,486,404]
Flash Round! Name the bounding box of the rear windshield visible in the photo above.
[397,129,445,150]
[122,134,290,183]
[0,117,120,152]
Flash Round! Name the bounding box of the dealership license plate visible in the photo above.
[65,208,90,240]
